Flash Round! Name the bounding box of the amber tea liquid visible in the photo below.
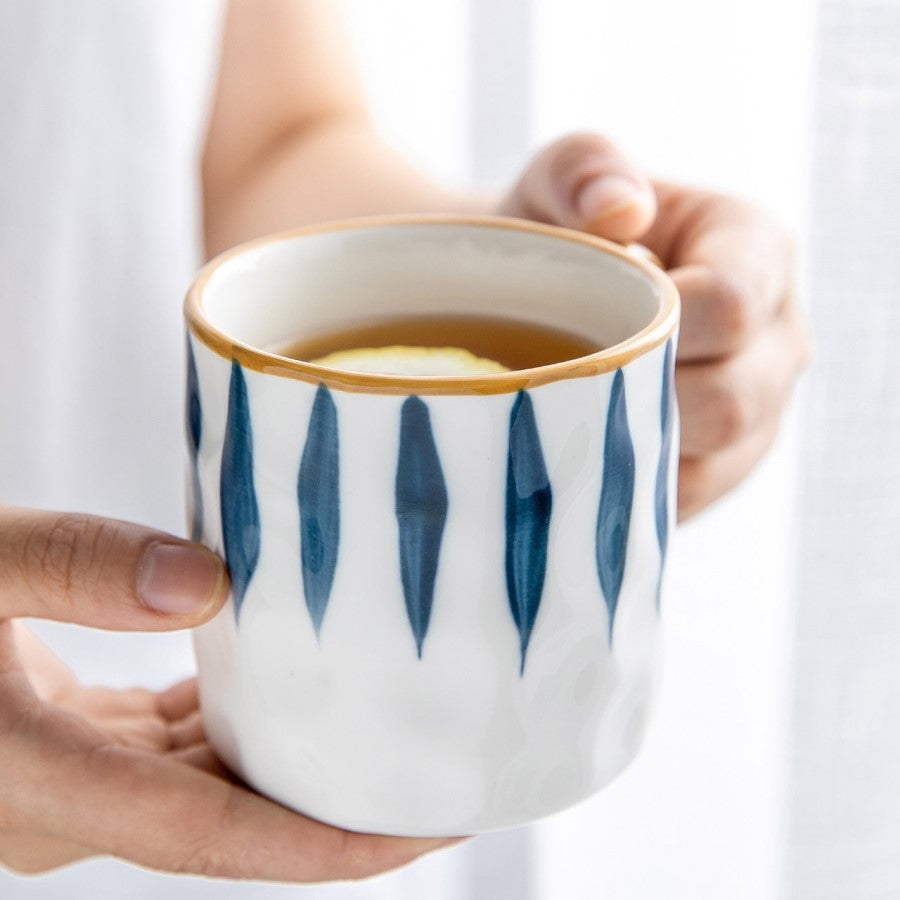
[274,313,601,371]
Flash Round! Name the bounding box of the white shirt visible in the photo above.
[0,2,525,896]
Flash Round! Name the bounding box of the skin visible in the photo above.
[0,0,810,883]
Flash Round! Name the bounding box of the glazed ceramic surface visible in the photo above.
[185,216,680,836]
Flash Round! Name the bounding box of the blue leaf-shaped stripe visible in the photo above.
[596,369,635,640]
[298,384,340,636]
[220,360,261,619]
[396,396,448,657]
[654,340,676,609]
[186,339,203,543]
[505,391,552,674]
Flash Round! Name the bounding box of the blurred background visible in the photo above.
[340,0,897,897]
[8,0,897,897]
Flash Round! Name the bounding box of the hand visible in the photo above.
[0,506,456,880]
[498,133,811,519]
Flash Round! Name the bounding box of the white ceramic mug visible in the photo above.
[184,215,680,836]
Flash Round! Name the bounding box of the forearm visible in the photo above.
[203,116,484,258]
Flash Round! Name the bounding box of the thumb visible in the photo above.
[497,132,657,244]
[0,505,228,629]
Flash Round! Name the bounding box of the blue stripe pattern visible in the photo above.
[395,396,449,657]
[220,360,261,619]
[298,385,341,637]
[186,339,203,543]
[654,341,676,609]
[505,391,552,674]
[596,370,635,640]
[211,363,658,656]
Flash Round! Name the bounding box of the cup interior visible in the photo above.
[195,218,667,369]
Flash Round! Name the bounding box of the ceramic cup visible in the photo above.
[184,215,680,836]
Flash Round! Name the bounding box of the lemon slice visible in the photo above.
[310,346,509,376]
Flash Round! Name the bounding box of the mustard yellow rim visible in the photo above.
[184,214,680,396]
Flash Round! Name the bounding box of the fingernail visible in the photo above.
[137,542,225,617]
[577,175,646,221]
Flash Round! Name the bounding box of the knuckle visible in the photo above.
[21,513,86,604]
[703,269,754,346]
[719,192,788,239]
[542,132,623,185]
[704,378,755,450]
[26,514,123,608]
[552,131,618,161]
[717,392,754,449]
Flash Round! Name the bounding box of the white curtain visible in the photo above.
[788,2,900,898]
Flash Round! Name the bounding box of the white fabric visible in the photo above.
[787,2,900,897]
[0,0,215,532]
[0,2,516,897]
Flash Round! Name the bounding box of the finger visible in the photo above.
[156,678,200,721]
[497,133,657,243]
[646,183,795,362]
[167,710,205,750]
[95,715,171,753]
[676,304,808,457]
[59,686,160,719]
[34,743,460,883]
[167,743,237,781]
[0,506,228,629]
[677,414,783,521]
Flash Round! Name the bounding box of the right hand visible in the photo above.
[0,505,458,880]
[498,133,810,519]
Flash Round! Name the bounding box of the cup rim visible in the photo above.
[184,214,680,396]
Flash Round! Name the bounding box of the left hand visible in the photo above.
[498,133,810,520]
[2,623,458,879]
[0,508,457,880]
